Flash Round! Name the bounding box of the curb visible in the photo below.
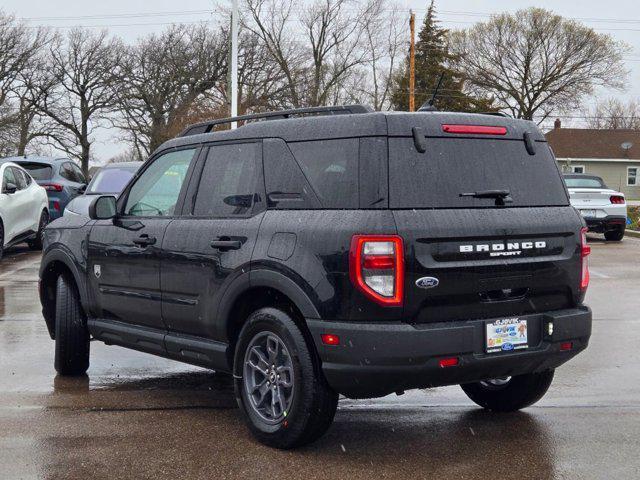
[625,229,640,238]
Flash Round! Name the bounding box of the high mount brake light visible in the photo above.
[349,235,404,306]
[441,124,507,135]
[580,227,591,291]
[610,195,625,204]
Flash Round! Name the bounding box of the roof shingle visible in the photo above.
[545,128,640,159]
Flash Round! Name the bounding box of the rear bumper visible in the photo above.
[307,307,592,398]
[584,215,626,233]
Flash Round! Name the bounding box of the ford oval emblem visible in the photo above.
[415,277,439,289]
[502,343,514,351]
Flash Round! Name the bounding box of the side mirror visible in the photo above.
[78,184,87,194]
[89,195,117,220]
[223,194,253,208]
[2,182,17,194]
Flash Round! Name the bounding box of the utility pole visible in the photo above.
[230,0,239,129]
[409,10,416,112]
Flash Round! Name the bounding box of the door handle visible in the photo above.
[132,234,157,247]
[210,237,242,251]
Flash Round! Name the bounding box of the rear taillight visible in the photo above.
[441,124,507,135]
[42,183,63,192]
[610,195,625,204]
[349,235,404,306]
[580,227,591,291]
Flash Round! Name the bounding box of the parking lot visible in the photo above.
[0,236,639,480]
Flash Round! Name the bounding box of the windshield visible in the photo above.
[564,177,606,189]
[389,137,569,208]
[87,167,136,194]
[17,162,52,181]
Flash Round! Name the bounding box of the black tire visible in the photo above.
[460,370,554,412]
[0,221,4,260]
[234,307,338,449]
[28,210,49,250]
[54,274,90,376]
[604,227,625,242]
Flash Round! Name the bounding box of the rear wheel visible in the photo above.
[234,307,338,449]
[460,370,554,412]
[54,274,90,376]
[604,226,625,242]
[28,210,49,250]
[0,221,4,259]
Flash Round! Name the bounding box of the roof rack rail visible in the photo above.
[179,104,373,137]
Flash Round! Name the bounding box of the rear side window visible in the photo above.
[193,142,261,217]
[3,167,17,189]
[389,138,569,208]
[18,162,52,180]
[288,139,358,208]
[12,167,28,189]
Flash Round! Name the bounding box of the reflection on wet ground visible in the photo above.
[1,239,640,479]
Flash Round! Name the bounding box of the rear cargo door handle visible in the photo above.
[132,234,156,247]
[211,237,242,251]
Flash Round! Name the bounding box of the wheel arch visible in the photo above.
[39,250,88,339]
[220,268,321,371]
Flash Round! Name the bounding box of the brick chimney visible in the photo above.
[554,118,562,129]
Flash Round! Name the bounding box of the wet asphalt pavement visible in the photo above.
[1,237,639,480]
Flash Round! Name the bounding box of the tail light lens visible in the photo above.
[580,227,591,291]
[349,235,404,306]
[42,183,63,192]
[610,195,625,204]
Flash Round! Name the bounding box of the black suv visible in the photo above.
[39,105,592,449]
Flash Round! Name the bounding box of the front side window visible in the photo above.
[628,167,638,186]
[12,167,28,189]
[3,167,17,190]
[124,149,196,217]
[193,143,260,217]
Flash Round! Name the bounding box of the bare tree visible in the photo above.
[345,1,403,110]
[584,98,640,130]
[114,24,227,156]
[243,0,385,108]
[38,29,123,176]
[450,8,629,122]
[0,12,50,154]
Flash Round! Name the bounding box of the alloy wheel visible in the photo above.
[243,331,295,424]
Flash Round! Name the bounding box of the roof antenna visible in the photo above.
[418,72,445,112]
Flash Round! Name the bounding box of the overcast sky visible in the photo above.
[2,0,639,162]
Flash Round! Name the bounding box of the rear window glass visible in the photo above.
[288,139,358,208]
[18,162,52,180]
[87,168,136,194]
[389,138,569,208]
[564,177,606,189]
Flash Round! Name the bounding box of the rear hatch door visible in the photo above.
[387,114,583,324]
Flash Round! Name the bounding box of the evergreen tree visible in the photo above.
[390,1,494,112]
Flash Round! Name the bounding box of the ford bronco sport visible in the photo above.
[39,105,592,449]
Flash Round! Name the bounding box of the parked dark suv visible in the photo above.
[39,105,592,449]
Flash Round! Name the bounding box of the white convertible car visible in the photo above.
[0,161,49,258]
[563,174,627,241]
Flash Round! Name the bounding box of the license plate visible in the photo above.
[486,318,528,353]
[580,209,596,218]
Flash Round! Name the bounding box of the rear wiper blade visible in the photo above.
[459,189,513,205]
[459,189,511,199]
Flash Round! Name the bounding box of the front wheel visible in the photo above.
[234,308,338,449]
[54,275,90,376]
[460,370,554,412]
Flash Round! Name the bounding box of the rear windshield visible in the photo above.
[389,138,569,208]
[17,162,52,180]
[563,177,606,189]
[87,167,136,194]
